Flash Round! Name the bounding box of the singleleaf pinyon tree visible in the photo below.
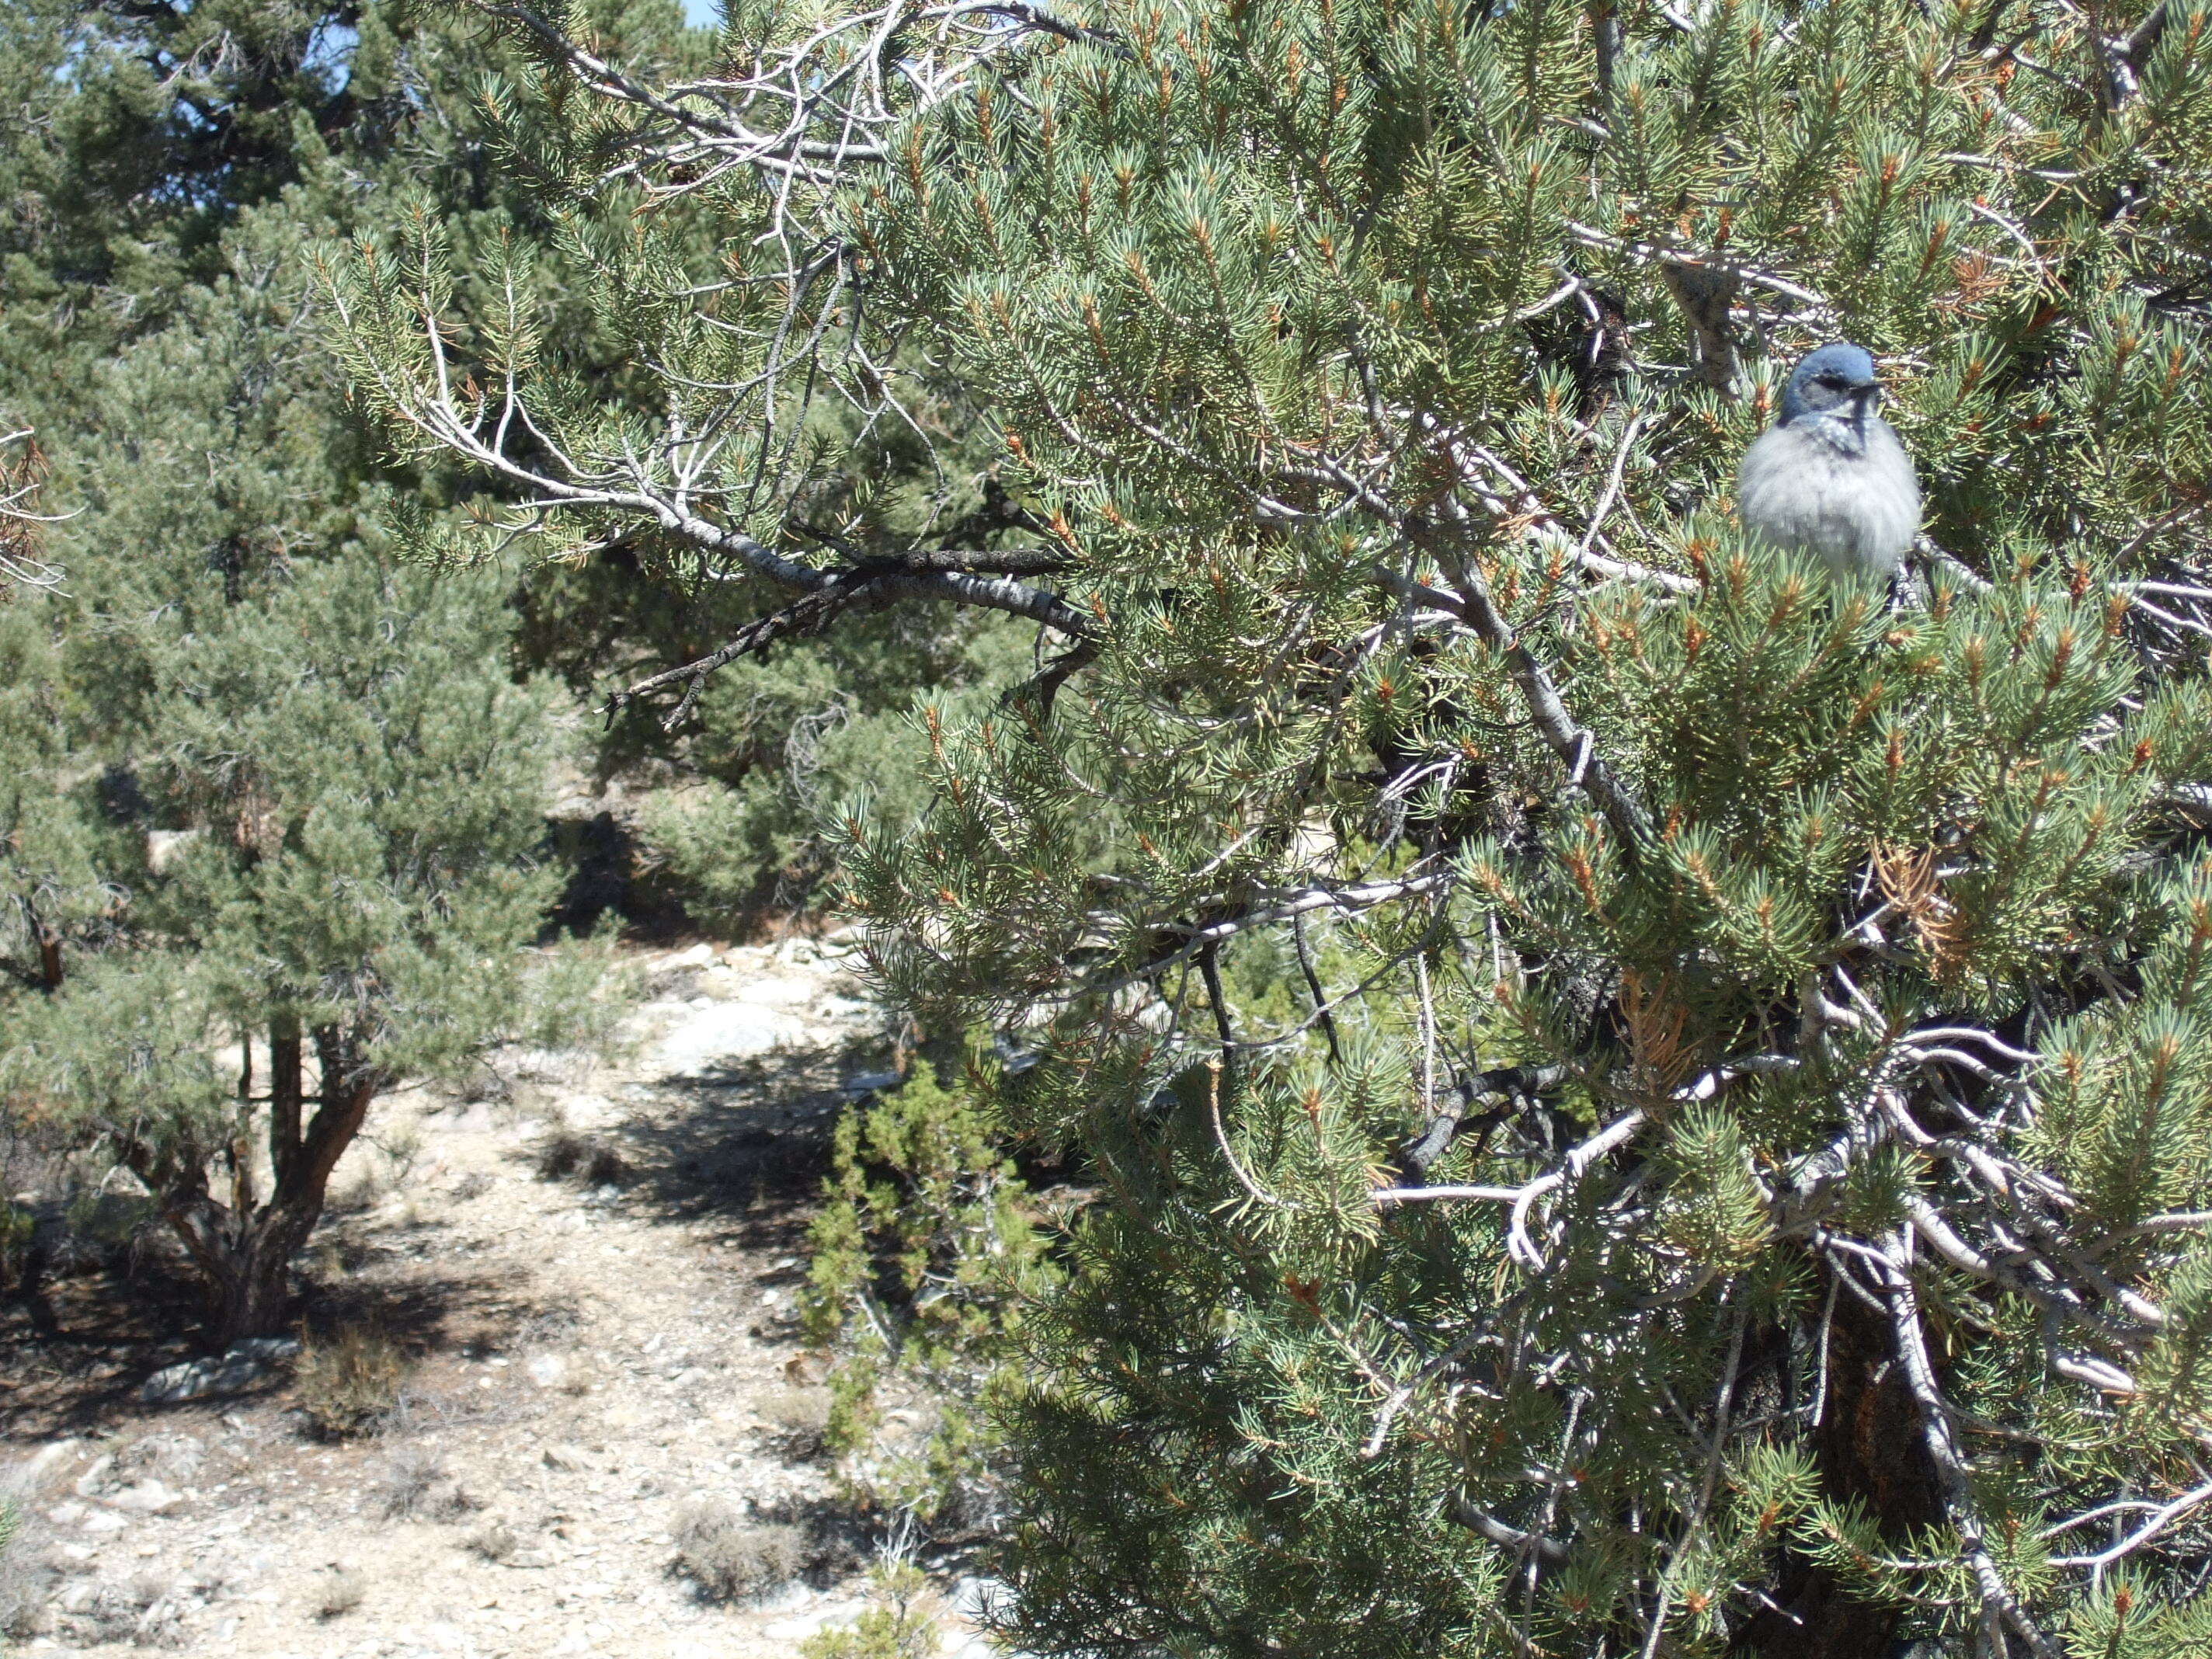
[336,0,2212,1650]
[0,426,109,1000]
[2,562,614,1341]
[0,0,683,1344]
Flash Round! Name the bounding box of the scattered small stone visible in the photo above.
[755,1581,812,1614]
[139,1337,299,1405]
[12,1438,80,1487]
[765,1612,836,1640]
[107,1480,179,1515]
[541,1444,595,1473]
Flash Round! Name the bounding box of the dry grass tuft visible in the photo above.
[297,1324,408,1439]
[466,1518,520,1562]
[535,1129,630,1188]
[670,1500,805,1602]
[372,1445,478,1522]
[0,1497,55,1640]
[758,1386,833,1458]
[315,1567,367,1620]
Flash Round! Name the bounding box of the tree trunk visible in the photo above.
[18,896,63,989]
[270,1013,303,1188]
[10,1237,60,1337]
[151,1022,385,1345]
[204,1214,301,1345]
[1732,1283,1946,1658]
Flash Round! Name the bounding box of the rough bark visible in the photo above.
[202,1211,297,1345]
[270,1014,303,1189]
[1733,1282,1946,1658]
[144,1021,384,1344]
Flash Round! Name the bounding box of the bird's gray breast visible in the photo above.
[1737,417,1920,580]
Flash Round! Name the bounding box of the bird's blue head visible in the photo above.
[1779,342,1883,426]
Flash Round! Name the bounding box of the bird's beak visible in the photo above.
[1849,381,1883,409]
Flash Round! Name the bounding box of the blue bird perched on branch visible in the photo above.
[1736,343,1920,585]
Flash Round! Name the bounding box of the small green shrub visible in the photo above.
[62,1189,154,1255]
[798,1563,943,1659]
[370,1122,424,1186]
[804,1060,1059,1528]
[295,1325,406,1438]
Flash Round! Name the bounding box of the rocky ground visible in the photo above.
[0,937,990,1659]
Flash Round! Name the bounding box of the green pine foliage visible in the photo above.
[805,1060,1062,1527]
[0,0,677,1339]
[634,614,1035,927]
[0,595,116,996]
[1,560,620,1338]
[326,30,1039,923]
[332,0,2212,1651]
[795,1561,946,1659]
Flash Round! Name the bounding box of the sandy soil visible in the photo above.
[0,937,988,1659]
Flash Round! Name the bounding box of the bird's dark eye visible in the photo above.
[1816,374,1846,388]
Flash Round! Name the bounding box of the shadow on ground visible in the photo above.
[1,996,885,1442]
[0,1254,215,1438]
[608,1038,883,1261]
[0,1226,588,1441]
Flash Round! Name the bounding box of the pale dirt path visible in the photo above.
[4,937,986,1659]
